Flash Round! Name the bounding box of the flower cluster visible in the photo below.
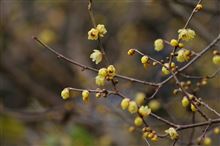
[88,24,107,40]
[95,65,116,86]
[161,62,176,75]
[142,127,158,142]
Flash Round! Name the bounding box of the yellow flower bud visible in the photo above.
[141,56,149,64]
[178,43,184,48]
[120,98,130,110]
[82,90,89,103]
[214,127,220,134]
[96,24,107,37]
[203,137,211,146]
[98,68,108,77]
[107,65,116,78]
[165,127,179,140]
[181,96,189,107]
[90,50,103,64]
[95,75,105,86]
[196,4,203,11]
[178,28,196,41]
[128,49,135,56]
[134,116,143,126]
[61,88,70,100]
[151,135,158,142]
[148,100,160,112]
[154,39,164,51]
[170,39,178,47]
[139,106,151,117]
[88,28,99,40]
[135,92,146,105]
[128,101,138,114]
[191,104,197,112]
[212,55,220,65]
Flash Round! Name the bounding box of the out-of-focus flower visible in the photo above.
[214,127,220,134]
[148,100,161,112]
[90,50,103,64]
[154,39,164,51]
[203,137,211,146]
[165,127,179,140]
[178,28,196,41]
[88,28,99,40]
[38,29,56,44]
[141,56,149,64]
[212,55,220,65]
[135,92,146,105]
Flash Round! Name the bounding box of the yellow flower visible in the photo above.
[98,68,108,77]
[214,127,220,134]
[107,65,116,79]
[96,24,107,37]
[121,98,130,110]
[170,39,178,47]
[154,39,164,51]
[90,50,103,64]
[178,28,196,41]
[134,116,143,126]
[88,28,99,40]
[212,55,220,65]
[135,92,146,105]
[176,49,191,62]
[165,127,179,140]
[181,96,189,107]
[141,56,149,64]
[203,137,211,146]
[162,62,175,75]
[95,75,105,86]
[191,104,197,112]
[61,88,70,100]
[82,90,89,103]
[128,49,135,56]
[128,101,138,114]
[139,106,151,117]
[148,100,160,112]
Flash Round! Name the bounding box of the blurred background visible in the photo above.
[0,0,220,146]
